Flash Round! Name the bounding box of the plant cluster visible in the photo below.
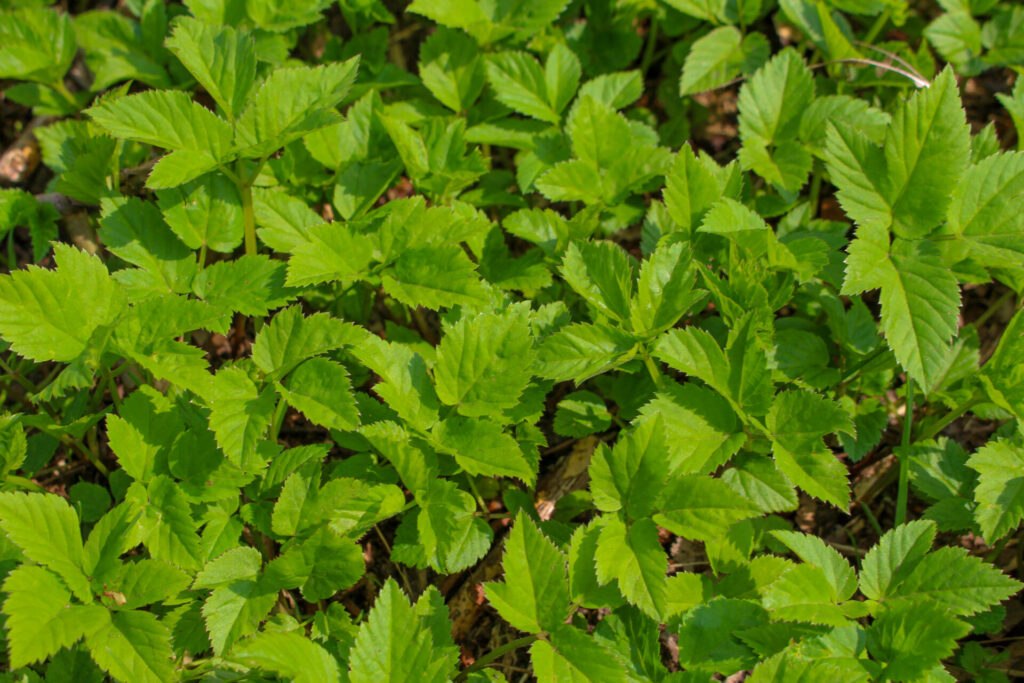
[0,0,1023,680]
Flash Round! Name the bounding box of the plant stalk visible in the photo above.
[454,636,538,682]
[895,376,914,526]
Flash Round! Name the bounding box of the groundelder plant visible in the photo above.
[1,0,1024,680]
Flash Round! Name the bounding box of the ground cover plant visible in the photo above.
[0,0,1024,680]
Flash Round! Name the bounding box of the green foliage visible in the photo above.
[0,0,1022,680]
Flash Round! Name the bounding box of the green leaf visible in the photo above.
[681,27,768,96]
[0,188,60,262]
[980,308,1024,421]
[165,17,256,121]
[348,579,456,683]
[568,521,627,609]
[352,336,439,431]
[970,437,1024,542]
[722,452,799,513]
[75,10,170,91]
[630,240,703,336]
[234,58,359,157]
[2,566,105,668]
[231,631,340,683]
[866,602,970,682]
[636,383,745,475]
[362,422,437,498]
[98,196,196,296]
[201,571,276,655]
[825,67,971,239]
[861,520,1021,615]
[662,144,724,235]
[0,492,90,600]
[675,597,767,674]
[542,624,629,682]
[536,322,637,383]
[252,305,364,380]
[392,479,491,573]
[553,390,611,438]
[544,42,581,116]
[114,559,191,610]
[277,358,360,431]
[129,476,203,570]
[207,366,277,468]
[577,71,643,110]
[589,417,670,518]
[433,304,534,417]
[86,610,176,683]
[946,151,1024,268]
[561,241,635,324]
[486,50,560,123]
[433,416,535,483]
[842,224,961,392]
[156,172,244,254]
[761,564,854,626]
[252,188,322,252]
[285,221,376,287]
[0,243,125,363]
[105,386,182,483]
[87,90,234,187]
[654,475,760,541]
[657,313,773,417]
[860,520,937,602]
[381,245,490,310]
[193,254,294,317]
[771,530,858,601]
[594,517,668,620]
[485,512,570,633]
[0,8,76,84]
[738,49,814,146]
[420,28,485,113]
[767,390,853,508]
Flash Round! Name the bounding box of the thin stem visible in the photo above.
[640,15,659,77]
[862,10,891,44]
[198,242,208,270]
[0,355,37,394]
[240,178,257,257]
[915,392,982,442]
[642,351,665,390]
[840,346,887,385]
[50,80,78,111]
[454,636,539,682]
[974,290,1015,329]
[270,396,288,441]
[808,161,823,218]
[895,376,914,527]
[859,500,884,537]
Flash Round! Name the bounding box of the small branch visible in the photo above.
[895,376,914,526]
[454,636,538,682]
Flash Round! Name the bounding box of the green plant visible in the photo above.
[0,0,1022,680]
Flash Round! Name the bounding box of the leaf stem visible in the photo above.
[915,392,982,442]
[895,376,914,526]
[640,15,659,77]
[808,161,823,218]
[454,635,539,682]
[270,395,288,441]
[641,351,665,390]
[862,10,890,44]
[840,345,888,385]
[974,290,1016,329]
[240,176,257,257]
